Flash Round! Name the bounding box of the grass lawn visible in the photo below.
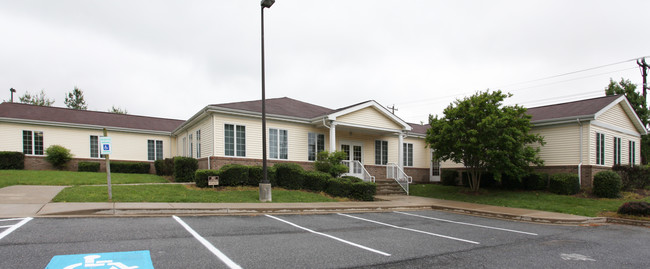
[52,185,343,203]
[0,170,167,188]
[410,184,650,217]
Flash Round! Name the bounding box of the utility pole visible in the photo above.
[387,104,398,114]
[638,58,649,100]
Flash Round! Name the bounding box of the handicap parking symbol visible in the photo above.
[46,250,154,269]
[103,144,110,151]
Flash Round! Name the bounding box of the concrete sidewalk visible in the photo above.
[0,185,612,225]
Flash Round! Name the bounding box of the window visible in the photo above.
[596,133,605,165]
[269,128,288,159]
[189,134,193,158]
[148,140,163,161]
[23,130,43,155]
[90,135,106,158]
[375,140,388,165]
[196,130,201,158]
[613,137,621,165]
[182,137,187,157]
[403,143,413,167]
[225,124,246,157]
[630,140,636,166]
[308,133,325,161]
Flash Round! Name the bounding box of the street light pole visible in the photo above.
[259,0,275,202]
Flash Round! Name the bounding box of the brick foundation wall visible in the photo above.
[405,167,430,183]
[24,156,154,174]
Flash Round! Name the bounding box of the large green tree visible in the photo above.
[19,90,54,106]
[605,78,649,164]
[426,90,545,192]
[64,86,88,110]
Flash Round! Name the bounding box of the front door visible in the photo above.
[341,142,363,178]
[430,150,441,182]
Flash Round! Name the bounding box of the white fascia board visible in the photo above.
[0,117,172,136]
[325,100,413,131]
[172,106,210,135]
[531,115,595,127]
[334,121,404,134]
[591,120,642,138]
[206,106,313,124]
[594,96,647,135]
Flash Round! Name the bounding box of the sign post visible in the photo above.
[101,128,112,200]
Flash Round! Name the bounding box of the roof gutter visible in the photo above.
[577,118,583,186]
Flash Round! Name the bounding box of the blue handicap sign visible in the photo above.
[46,250,154,269]
[103,144,110,151]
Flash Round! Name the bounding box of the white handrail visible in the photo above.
[386,163,412,195]
[341,160,375,182]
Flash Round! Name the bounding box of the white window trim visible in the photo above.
[403,142,414,167]
[224,123,247,157]
[269,128,288,160]
[23,130,44,156]
[308,133,325,162]
[375,140,389,166]
[147,139,163,161]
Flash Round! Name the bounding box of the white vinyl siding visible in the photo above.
[599,103,637,131]
[337,107,403,130]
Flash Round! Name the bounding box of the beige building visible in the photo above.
[440,95,647,188]
[2,94,644,188]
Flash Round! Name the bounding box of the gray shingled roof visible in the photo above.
[0,102,185,132]
[527,95,622,122]
[211,97,335,119]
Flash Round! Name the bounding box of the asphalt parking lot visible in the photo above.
[1,211,649,268]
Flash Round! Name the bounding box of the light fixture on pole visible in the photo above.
[259,0,274,202]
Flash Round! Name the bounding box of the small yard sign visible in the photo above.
[100,137,112,155]
[208,176,219,186]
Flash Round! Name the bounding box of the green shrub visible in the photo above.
[0,151,24,170]
[173,157,198,182]
[326,177,351,198]
[154,158,175,176]
[592,171,622,198]
[499,173,522,190]
[78,162,100,172]
[440,170,458,186]
[110,162,151,174]
[303,171,331,192]
[219,164,250,186]
[548,173,580,195]
[522,172,549,190]
[462,172,496,188]
[195,169,220,188]
[612,165,649,190]
[617,201,650,216]
[349,181,376,201]
[45,145,73,170]
[314,151,349,177]
[275,163,305,190]
[249,166,277,186]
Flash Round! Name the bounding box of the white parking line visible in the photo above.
[265,214,392,257]
[394,211,538,236]
[172,216,243,269]
[0,217,32,241]
[338,213,480,245]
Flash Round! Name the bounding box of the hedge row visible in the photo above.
[442,169,551,192]
[612,165,650,190]
[593,170,622,198]
[110,162,151,174]
[78,162,100,172]
[548,173,580,195]
[195,163,376,201]
[0,151,24,170]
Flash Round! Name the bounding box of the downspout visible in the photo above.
[577,118,583,186]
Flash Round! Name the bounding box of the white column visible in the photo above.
[397,132,404,168]
[329,121,337,152]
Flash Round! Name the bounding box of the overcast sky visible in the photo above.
[1,1,649,123]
